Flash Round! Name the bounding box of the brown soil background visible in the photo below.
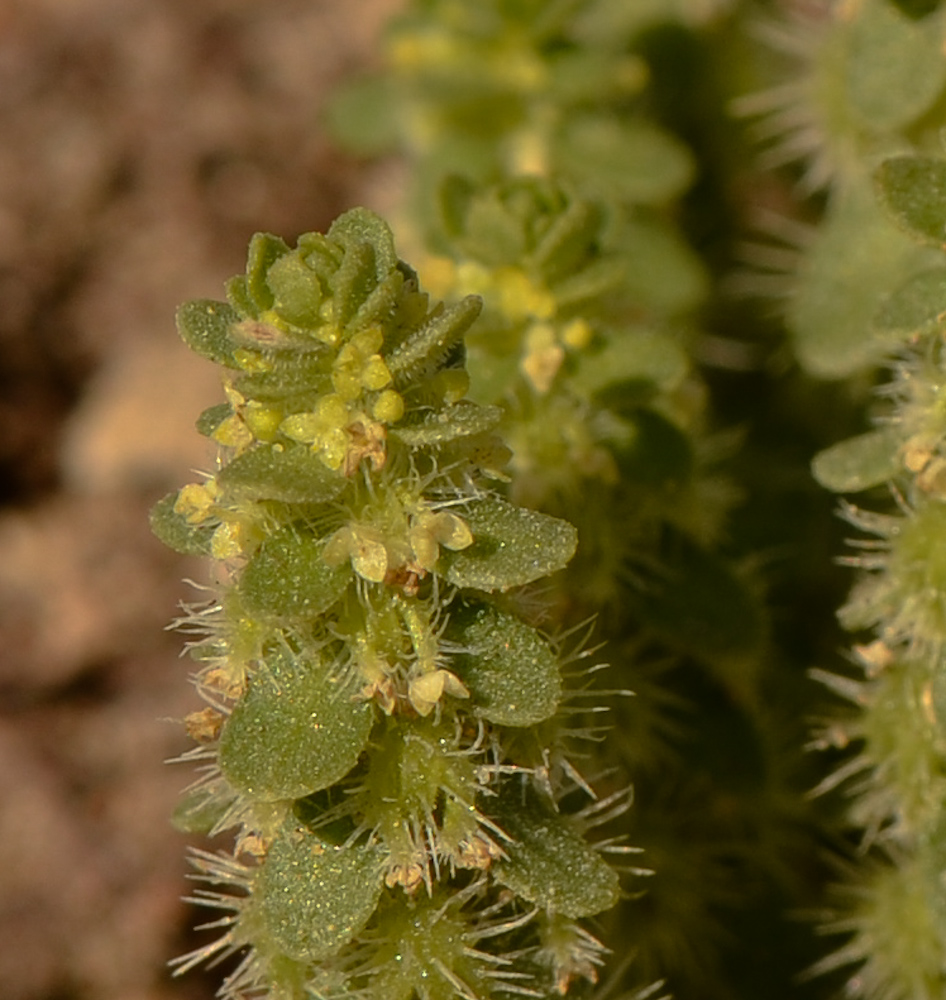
[0,2,400,997]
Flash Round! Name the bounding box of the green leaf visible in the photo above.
[553,257,626,314]
[195,402,232,438]
[247,233,291,312]
[233,353,331,402]
[219,647,373,800]
[789,179,934,376]
[531,196,603,284]
[440,496,577,591]
[874,268,946,337]
[490,785,620,918]
[266,252,325,330]
[391,401,503,448]
[812,427,902,492]
[447,603,561,726]
[612,213,707,317]
[553,114,693,206]
[171,781,234,836]
[256,824,383,961]
[218,444,348,504]
[612,409,694,488]
[626,531,764,666]
[572,327,688,399]
[327,207,399,281]
[175,300,241,367]
[846,0,946,132]
[240,527,352,620]
[877,155,946,247]
[149,492,215,556]
[387,296,483,383]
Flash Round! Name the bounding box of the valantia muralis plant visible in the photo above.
[151,207,627,1000]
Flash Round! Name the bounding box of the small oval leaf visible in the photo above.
[440,496,577,591]
[240,527,352,620]
[877,155,946,247]
[392,401,503,448]
[874,268,946,337]
[176,300,242,368]
[219,647,373,801]
[812,427,902,493]
[490,785,620,918]
[149,492,215,556]
[256,824,383,960]
[218,444,348,504]
[447,603,561,726]
[846,0,946,132]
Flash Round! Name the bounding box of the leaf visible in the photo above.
[219,647,374,801]
[149,492,215,556]
[439,496,577,591]
[218,444,348,504]
[175,300,241,368]
[876,155,946,247]
[612,409,694,487]
[572,327,688,399]
[447,602,561,726]
[195,402,232,438]
[327,207,400,281]
[256,824,383,961]
[553,114,693,206]
[874,268,946,338]
[845,0,946,132]
[391,401,503,448]
[789,178,935,376]
[240,527,352,621]
[626,530,764,666]
[171,782,234,836]
[490,785,620,918]
[265,252,326,330]
[812,427,902,493]
[387,296,483,383]
[611,213,707,317]
[246,232,291,312]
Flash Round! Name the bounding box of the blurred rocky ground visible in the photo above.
[0,2,399,997]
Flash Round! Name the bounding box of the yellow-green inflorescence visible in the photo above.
[152,208,626,1000]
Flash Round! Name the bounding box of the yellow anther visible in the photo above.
[243,401,283,442]
[212,413,255,452]
[426,510,473,550]
[174,481,219,524]
[409,669,470,717]
[373,389,405,423]
[280,394,352,470]
[210,520,250,560]
[333,328,391,400]
[561,317,593,351]
[323,524,389,583]
[496,268,556,321]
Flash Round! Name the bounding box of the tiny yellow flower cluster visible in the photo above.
[279,330,405,473]
[323,505,473,588]
[432,257,593,394]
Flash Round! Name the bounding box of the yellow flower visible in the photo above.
[174,480,219,524]
[521,322,565,394]
[408,668,470,716]
[332,328,392,401]
[280,394,351,470]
